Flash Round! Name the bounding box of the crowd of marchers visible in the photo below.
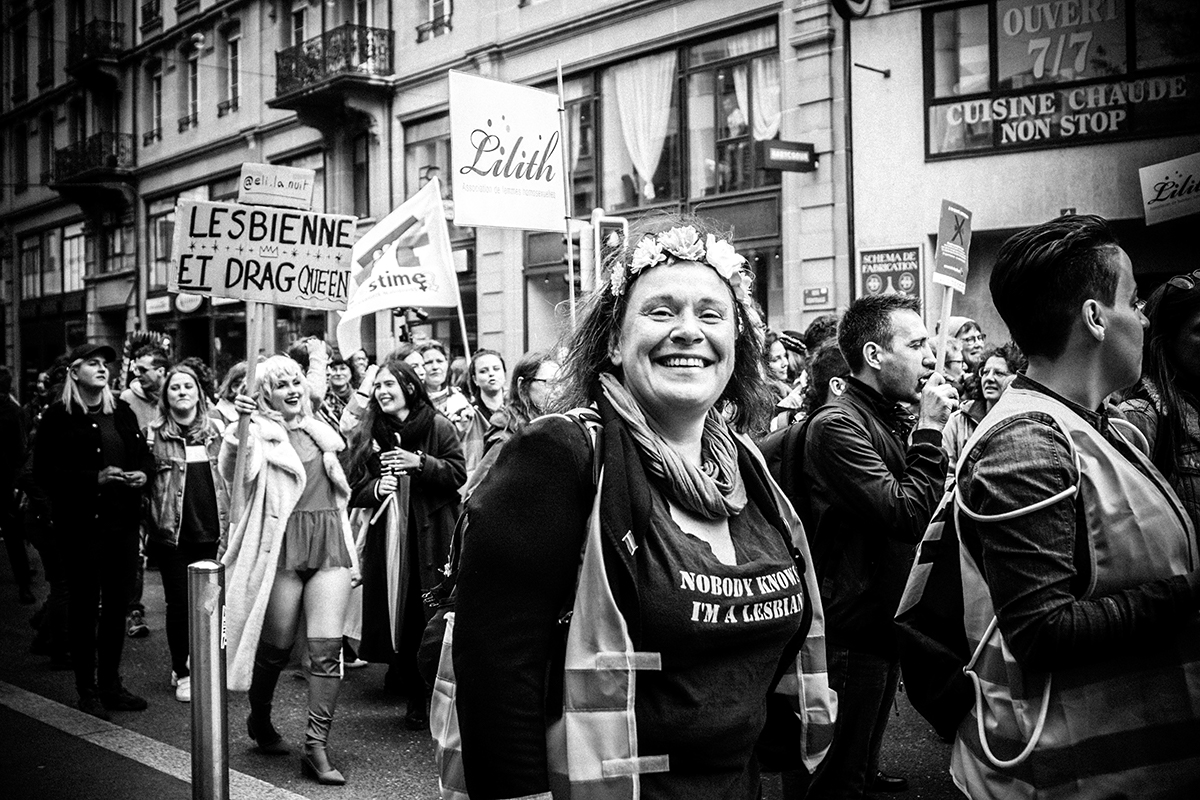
[1,211,1198,799]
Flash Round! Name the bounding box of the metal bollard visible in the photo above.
[188,560,229,800]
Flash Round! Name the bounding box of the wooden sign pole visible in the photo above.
[934,284,955,375]
[231,300,261,514]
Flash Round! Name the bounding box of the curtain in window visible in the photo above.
[612,51,676,201]
[729,29,782,141]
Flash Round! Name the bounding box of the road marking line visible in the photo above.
[0,680,309,800]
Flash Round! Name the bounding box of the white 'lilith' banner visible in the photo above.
[336,178,459,355]
[449,70,566,232]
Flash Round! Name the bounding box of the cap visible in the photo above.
[939,316,977,338]
[66,343,118,364]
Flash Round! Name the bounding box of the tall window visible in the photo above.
[187,51,199,117]
[291,6,307,47]
[562,77,597,214]
[355,0,370,26]
[601,51,682,210]
[684,27,781,198]
[403,115,471,238]
[180,49,199,130]
[37,8,54,87]
[12,24,29,100]
[226,33,240,108]
[69,96,86,143]
[39,111,54,183]
[146,61,163,142]
[12,123,28,191]
[352,133,370,218]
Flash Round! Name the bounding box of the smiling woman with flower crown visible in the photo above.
[451,216,837,799]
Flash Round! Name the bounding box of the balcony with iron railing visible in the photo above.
[67,20,125,71]
[271,23,394,109]
[142,127,162,146]
[178,112,198,132]
[53,132,135,183]
[218,97,239,117]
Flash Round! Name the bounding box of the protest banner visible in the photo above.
[449,70,566,232]
[170,199,355,310]
[170,185,354,513]
[931,200,974,373]
[336,177,468,358]
[1139,150,1200,226]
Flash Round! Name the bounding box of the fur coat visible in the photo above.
[219,412,356,691]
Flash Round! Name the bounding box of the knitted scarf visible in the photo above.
[598,372,746,520]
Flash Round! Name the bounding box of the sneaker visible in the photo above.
[174,675,191,703]
[345,658,369,669]
[100,685,149,712]
[78,694,113,721]
[127,611,149,638]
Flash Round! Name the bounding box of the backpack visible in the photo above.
[755,416,812,523]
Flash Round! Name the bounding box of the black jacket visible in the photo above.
[33,399,154,536]
[798,378,947,657]
[453,398,806,799]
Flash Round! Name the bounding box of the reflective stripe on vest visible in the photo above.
[547,470,670,800]
[950,387,1200,799]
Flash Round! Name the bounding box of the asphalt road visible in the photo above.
[0,541,962,799]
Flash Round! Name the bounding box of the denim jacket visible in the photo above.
[147,415,229,549]
[956,374,1200,673]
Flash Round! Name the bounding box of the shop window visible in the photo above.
[148,200,175,289]
[924,1,1200,158]
[20,235,41,298]
[600,51,682,210]
[63,223,85,292]
[105,224,135,274]
[42,230,62,294]
[685,27,781,198]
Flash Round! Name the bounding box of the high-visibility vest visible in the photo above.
[950,386,1200,799]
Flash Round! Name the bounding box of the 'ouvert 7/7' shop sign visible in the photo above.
[170,200,356,311]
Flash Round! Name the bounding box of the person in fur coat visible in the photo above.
[219,356,361,786]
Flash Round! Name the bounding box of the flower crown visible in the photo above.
[609,226,753,305]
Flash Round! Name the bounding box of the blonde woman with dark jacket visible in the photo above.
[146,364,229,703]
[220,355,361,786]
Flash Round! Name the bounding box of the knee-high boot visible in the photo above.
[247,640,292,755]
[301,637,345,786]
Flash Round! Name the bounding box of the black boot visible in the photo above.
[247,640,291,755]
[301,638,345,785]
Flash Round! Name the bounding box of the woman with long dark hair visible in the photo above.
[1120,271,1200,531]
[459,350,560,500]
[146,365,228,702]
[343,352,465,729]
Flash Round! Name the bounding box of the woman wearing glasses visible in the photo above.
[1119,269,1200,532]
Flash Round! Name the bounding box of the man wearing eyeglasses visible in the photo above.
[120,347,169,430]
[947,214,1200,798]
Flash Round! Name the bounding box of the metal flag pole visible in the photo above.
[557,59,577,331]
